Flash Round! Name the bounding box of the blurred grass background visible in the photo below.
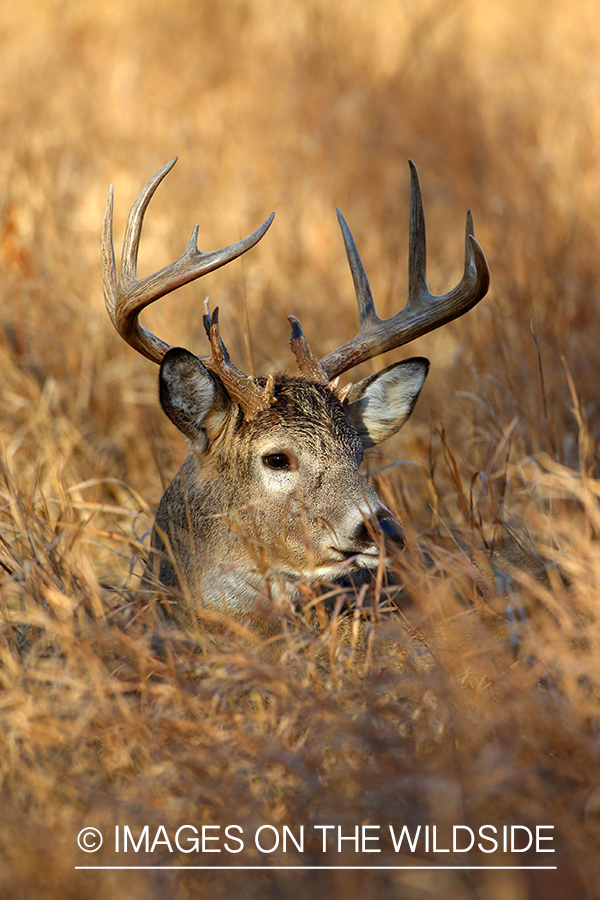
[1,1,600,898]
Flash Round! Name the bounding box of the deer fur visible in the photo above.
[143,352,428,623]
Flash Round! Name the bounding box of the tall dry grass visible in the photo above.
[1,1,599,897]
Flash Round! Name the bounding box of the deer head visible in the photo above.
[102,158,489,617]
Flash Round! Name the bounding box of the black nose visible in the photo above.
[353,513,405,549]
[377,515,405,547]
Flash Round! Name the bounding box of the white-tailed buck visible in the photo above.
[102,158,489,624]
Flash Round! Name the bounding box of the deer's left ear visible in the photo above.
[343,358,429,449]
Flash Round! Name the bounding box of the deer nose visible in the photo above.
[377,514,405,548]
[353,511,405,549]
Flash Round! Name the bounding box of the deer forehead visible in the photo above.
[241,376,364,461]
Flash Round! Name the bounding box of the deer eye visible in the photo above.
[262,452,292,471]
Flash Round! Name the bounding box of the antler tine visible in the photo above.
[101,157,275,365]
[203,299,275,420]
[406,159,489,315]
[202,296,231,363]
[283,211,378,388]
[319,160,490,380]
[407,158,428,304]
[336,209,378,328]
[288,316,330,384]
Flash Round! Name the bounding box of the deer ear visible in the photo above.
[344,357,429,449]
[159,348,229,447]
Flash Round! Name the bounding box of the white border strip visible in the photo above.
[76,865,557,871]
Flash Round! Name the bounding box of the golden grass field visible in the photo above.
[1,0,600,897]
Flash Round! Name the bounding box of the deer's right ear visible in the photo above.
[159,348,229,447]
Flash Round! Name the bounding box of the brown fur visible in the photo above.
[143,366,421,629]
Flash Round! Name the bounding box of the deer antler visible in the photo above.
[287,315,330,385]
[202,300,275,418]
[103,158,489,414]
[102,157,275,419]
[316,160,490,380]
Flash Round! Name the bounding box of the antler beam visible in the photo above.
[101,156,274,365]
[101,157,275,420]
[318,160,490,380]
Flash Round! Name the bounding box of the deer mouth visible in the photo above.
[329,547,380,568]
